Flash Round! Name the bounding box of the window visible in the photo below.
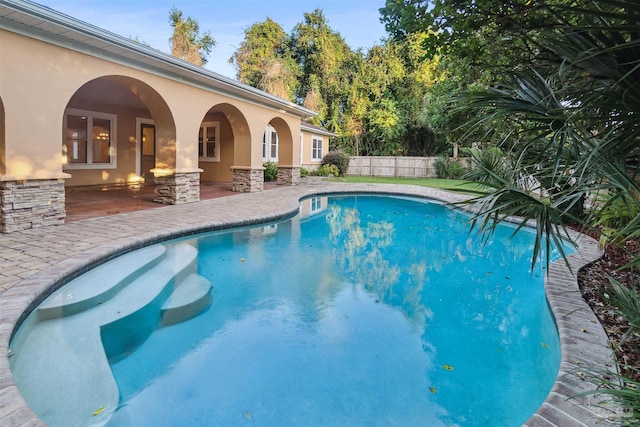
[63,108,117,169]
[199,121,220,162]
[310,196,322,213]
[311,136,323,161]
[262,125,278,162]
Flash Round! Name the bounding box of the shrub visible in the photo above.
[263,161,278,182]
[322,151,350,176]
[608,276,640,344]
[447,161,466,179]
[434,156,451,178]
[434,156,466,179]
[595,192,640,243]
[319,164,340,177]
[300,167,310,177]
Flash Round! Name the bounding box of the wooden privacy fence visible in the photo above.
[346,156,469,178]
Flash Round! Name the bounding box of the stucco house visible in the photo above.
[0,0,333,233]
[299,122,335,171]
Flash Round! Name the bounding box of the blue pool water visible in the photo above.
[12,195,566,426]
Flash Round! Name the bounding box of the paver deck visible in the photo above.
[0,181,616,426]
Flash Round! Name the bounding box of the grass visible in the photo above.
[327,175,486,193]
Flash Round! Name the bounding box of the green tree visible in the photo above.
[340,35,446,156]
[230,18,298,100]
[291,9,358,127]
[169,8,216,66]
[343,42,404,155]
[342,53,369,154]
[379,1,547,155]
[458,0,640,260]
[302,74,327,123]
[380,0,571,78]
[384,32,445,156]
[366,98,406,155]
[256,58,299,100]
[227,8,451,156]
[417,57,494,156]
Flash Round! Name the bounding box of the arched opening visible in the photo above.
[198,103,250,185]
[63,75,176,187]
[265,117,293,166]
[62,76,178,218]
[263,117,299,186]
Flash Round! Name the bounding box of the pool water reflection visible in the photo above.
[13,195,565,426]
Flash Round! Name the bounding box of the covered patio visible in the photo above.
[0,0,315,233]
[64,182,278,222]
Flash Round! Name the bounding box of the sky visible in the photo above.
[37,0,389,78]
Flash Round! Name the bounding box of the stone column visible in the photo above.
[154,172,201,204]
[277,166,301,186]
[231,167,264,192]
[0,179,66,233]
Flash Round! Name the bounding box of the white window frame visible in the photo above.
[300,133,304,164]
[311,135,323,161]
[63,108,117,170]
[199,121,220,162]
[262,125,278,162]
[310,196,322,213]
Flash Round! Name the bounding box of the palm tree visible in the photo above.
[457,2,640,422]
[460,0,640,264]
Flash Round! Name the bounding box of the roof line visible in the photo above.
[301,122,338,137]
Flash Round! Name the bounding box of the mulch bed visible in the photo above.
[578,237,640,382]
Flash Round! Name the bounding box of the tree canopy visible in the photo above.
[229,18,298,99]
[226,1,637,165]
[169,7,216,66]
[229,9,447,156]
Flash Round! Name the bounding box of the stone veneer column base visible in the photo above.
[154,172,201,204]
[0,179,66,233]
[232,168,264,193]
[277,166,301,186]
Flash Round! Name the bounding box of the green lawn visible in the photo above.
[327,175,485,193]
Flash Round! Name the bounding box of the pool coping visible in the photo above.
[0,182,616,426]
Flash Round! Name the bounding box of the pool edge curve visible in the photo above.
[0,182,615,427]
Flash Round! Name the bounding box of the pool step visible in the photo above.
[161,273,212,326]
[10,242,209,427]
[10,307,120,427]
[99,243,200,362]
[38,244,166,320]
[97,243,198,322]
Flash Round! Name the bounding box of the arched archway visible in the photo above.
[197,103,251,184]
[63,75,176,189]
[267,117,293,164]
[265,117,300,186]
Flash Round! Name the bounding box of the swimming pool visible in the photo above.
[10,194,567,426]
